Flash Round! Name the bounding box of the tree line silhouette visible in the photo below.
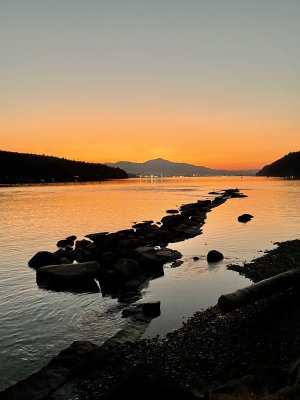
[0,150,128,184]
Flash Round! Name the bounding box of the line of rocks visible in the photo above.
[28,188,247,303]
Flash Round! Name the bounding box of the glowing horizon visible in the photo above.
[1,1,299,170]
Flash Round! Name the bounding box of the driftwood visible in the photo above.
[218,268,300,312]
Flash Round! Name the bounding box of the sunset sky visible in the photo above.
[1,1,299,169]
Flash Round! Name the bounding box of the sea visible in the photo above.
[0,176,299,390]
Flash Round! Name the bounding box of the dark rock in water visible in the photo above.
[121,301,160,320]
[166,209,179,214]
[223,188,248,198]
[56,239,74,248]
[238,213,253,223]
[55,248,74,261]
[154,247,182,262]
[66,235,77,241]
[161,214,187,227]
[142,302,161,318]
[113,259,140,278]
[85,232,109,241]
[170,260,183,268]
[207,250,224,263]
[137,252,165,275]
[28,251,62,269]
[36,261,101,293]
[132,222,153,229]
[136,246,182,265]
[98,269,125,295]
[75,239,92,248]
[193,256,200,261]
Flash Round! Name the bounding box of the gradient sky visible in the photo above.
[1,0,299,169]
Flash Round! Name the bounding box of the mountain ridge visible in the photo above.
[107,158,258,176]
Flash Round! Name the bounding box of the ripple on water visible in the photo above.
[0,177,299,390]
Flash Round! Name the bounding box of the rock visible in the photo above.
[166,209,179,214]
[122,302,161,320]
[98,270,125,295]
[118,238,141,249]
[223,188,247,198]
[28,251,62,269]
[36,261,101,293]
[85,232,109,241]
[132,222,153,229]
[170,260,183,268]
[238,214,253,223]
[113,259,140,278]
[193,256,200,261]
[66,235,77,241]
[136,246,181,266]
[75,239,92,249]
[138,253,165,276]
[207,250,224,263]
[142,301,161,317]
[55,248,74,261]
[56,239,74,248]
[161,214,187,227]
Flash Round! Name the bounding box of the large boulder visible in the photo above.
[207,250,224,263]
[28,251,62,269]
[112,259,140,278]
[36,261,101,293]
[161,214,187,228]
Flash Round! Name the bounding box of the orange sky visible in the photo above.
[1,1,299,170]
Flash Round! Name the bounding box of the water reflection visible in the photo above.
[0,177,299,389]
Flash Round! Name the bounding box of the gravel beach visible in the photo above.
[69,239,300,400]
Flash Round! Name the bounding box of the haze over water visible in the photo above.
[0,176,299,390]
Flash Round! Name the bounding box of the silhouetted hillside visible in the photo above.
[108,158,258,176]
[0,150,128,184]
[256,152,300,178]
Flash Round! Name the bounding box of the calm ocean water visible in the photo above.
[0,177,299,390]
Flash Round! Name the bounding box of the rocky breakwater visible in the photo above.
[28,188,247,301]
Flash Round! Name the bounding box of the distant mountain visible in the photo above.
[107,158,258,177]
[256,151,300,178]
[0,150,128,184]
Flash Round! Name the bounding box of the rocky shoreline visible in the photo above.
[4,239,297,400]
[71,239,300,400]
